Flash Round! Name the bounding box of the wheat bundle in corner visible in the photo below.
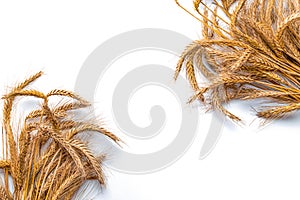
[0,71,120,200]
[175,0,300,121]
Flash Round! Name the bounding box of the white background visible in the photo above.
[1,0,300,199]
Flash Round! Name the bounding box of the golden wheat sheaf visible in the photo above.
[0,71,120,200]
[175,0,300,121]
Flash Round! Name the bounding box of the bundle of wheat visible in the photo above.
[175,0,300,121]
[0,71,120,200]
